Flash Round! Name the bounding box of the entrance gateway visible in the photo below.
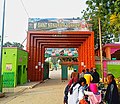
[26,18,95,81]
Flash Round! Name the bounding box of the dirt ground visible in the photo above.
[0,69,73,104]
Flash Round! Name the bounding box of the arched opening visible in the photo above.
[44,48,78,80]
[26,31,95,81]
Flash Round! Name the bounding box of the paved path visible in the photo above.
[0,69,73,104]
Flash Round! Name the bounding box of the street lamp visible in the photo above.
[0,0,6,93]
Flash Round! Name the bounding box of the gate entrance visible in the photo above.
[26,31,95,81]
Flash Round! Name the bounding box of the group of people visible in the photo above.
[81,68,100,85]
[64,68,120,104]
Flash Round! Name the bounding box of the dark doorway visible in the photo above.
[17,65,22,85]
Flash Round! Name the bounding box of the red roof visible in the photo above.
[103,43,120,48]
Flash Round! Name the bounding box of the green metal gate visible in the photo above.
[61,65,68,80]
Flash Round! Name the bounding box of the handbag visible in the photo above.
[79,99,88,104]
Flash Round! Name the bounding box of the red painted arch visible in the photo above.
[26,31,95,81]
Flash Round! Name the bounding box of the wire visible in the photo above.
[21,37,27,45]
[19,0,29,46]
[20,0,30,18]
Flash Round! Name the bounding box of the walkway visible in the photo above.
[0,69,73,104]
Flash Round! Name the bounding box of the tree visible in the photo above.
[110,0,120,39]
[3,42,24,49]
[3,42,12,47]
[82,0,118,48]
[12,42,24,49]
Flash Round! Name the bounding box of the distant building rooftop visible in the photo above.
[103,43,120,48]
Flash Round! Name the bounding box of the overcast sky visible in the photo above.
[0,0,87,48]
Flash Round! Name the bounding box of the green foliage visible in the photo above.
[3,42,24,49]
[110,0,120,37]
[82,0,119,48]
[12,42,24,49]
[3,42,12,47]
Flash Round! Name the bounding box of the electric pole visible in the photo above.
[0,0,6,93]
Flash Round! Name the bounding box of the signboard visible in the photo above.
[28,18,92,31]
[6,64,12,71]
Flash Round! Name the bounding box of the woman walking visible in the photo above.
[68,77,88,104]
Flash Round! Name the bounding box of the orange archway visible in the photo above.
[26,31,95,81]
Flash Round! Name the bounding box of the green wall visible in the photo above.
[96,61,120,78]
[107,65,120,78]
[17,49,28,85]
[2,48,28,87]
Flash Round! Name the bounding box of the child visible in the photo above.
[104,74,120,104]
[71,69,79,83]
